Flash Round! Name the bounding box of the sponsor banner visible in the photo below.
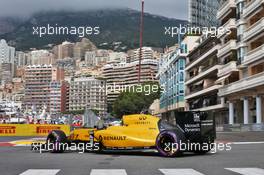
[0,124,70,136]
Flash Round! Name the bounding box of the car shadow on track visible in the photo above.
[31,149,217,158]
[92,150,217,158]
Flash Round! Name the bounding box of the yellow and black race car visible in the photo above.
[41,112,216,157]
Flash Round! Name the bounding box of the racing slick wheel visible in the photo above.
[46,130,67,153]
[156,130,182,157]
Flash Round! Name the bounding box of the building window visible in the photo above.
[179,71,184,82]
[179,59,185,70]
[179,83,184,95]
[181,44,187,54]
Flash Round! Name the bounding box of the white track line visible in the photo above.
[225,168,264,175]
[159,169,205,175]
[19,169,60,175]
[90,169,127,175]
[231,141,264,145]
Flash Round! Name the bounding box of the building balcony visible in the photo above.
[186,45,219,71]
[242,45,264,66]
[189,96,226,111]
[219,71,264,96]
[217,40,237,58]
[218,18,236,38]
[243,18,264,42]
[218,61,238,77]
[186,65,222,85]
[217,0,236,20]
[191,103,226,112]
[185,84,223,100]
[243,0,264,19]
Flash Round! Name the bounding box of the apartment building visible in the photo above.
[108,52,127,63]
[133,47,153,60]
[15,51,30,67]
[158,36,199,122]
[61,41,74,59]
[68,77,107,117]
[23,65,65,113]
[0,39,15,64]
[29,50,55,65]
[188,0,222,27]
[217,0,264,126]
[50,81,69,114]
[185,35,229,126]
[73,38,97,60]
[127,47,157,62]
[102,59,158,108]
[0,39,15,85]
[85,50,110,67]
[0,63,13,84]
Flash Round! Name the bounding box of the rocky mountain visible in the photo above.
[0,9,187,51]
[0,17,24,35]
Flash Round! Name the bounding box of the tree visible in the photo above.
[112,82,161,118]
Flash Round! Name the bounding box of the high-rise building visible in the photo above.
[129,47,155,62]
[56,41,74,59]
[187,0,264,128]
[23,65,65,113]
[102,59,158,108]
[85,51,97,67]
[29,50,55,65]
[133,47,153,60]
[0,39,15,85]
[188,0,222,27]
[85,50,110,67]
[0,63,13,84]
[185,35,229,126]
[50,81,69,114]
[217,0,264,126]
[15,51,30,67]
[69,77,107,116]
[0,39,15,64]
[157,35,199,122]
[73,38,97,60]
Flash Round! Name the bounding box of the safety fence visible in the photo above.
[0,124,70,136]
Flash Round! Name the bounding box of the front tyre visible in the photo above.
[156,130,181,157]
[46,130,67,153]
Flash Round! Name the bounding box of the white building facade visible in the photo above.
[0,39,15,64]
[69,77,107,117]
[217,0,264,129]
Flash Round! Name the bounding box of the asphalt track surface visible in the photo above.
[0,134,264,175]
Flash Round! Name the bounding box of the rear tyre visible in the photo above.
[46,130,67,153]
[156,130,182,157]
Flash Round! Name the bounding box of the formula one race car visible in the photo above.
[39,112,215,157]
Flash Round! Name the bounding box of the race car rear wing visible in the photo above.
[175,111,216,143]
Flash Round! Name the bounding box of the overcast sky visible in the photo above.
[0,0,188,20]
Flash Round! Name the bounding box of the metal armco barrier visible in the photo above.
[0,124,70,136]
